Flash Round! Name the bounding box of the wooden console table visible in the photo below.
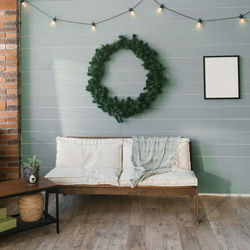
[0,177,59,237]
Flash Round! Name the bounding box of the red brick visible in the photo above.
[0,161,7,166]
[8,139,19,144]
[8,162,19,167]
[7,89,17,94]
[0,60,16,66]
[0,16,16,21]
[0,0,17,10]
[0,128,6,134]
[6,55,17,60]
[7,117,18,122]
[7,172,19,179]
[6,105,17,111]
[0,134,19,140]
[0,49,17,55]
[0,38,16,44]
[0,77,5,82]
[6,129,18,134]
[6,66,17,71]
[5,21,17,27]
[0,100,5,110]
[0,123,18,128]
[0,26,17,32]
[5,32,17,38]
[0,156,18,161]
[7,99,17,105]
[0,167,19,173]
[0,0,20,180]
[0,83,18,88]
[0,150,19,155]
[5,11,17,16]
[0,145,18,150]
[0,111,17,116]
[6,44,16,49]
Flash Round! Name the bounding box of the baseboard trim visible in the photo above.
[199,193,250,197]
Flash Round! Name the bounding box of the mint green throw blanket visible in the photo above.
[130,136,179,188]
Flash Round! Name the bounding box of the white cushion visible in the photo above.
[119,168,197,187]
[56,137,122,172]
[45,167,119,186]
[120,138,196,187]
[122,138,191,172]
[175,138,192,170]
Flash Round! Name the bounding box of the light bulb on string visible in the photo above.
[196,18,203,29]
[157,4,165,14]
[239,14,246,24]
[50,17,57,26]
[91,22,96,32]
[129,8,136,17]
[21,0,27,7]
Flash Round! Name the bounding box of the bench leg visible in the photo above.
[195,189,199,224]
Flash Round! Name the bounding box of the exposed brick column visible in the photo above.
[0,0,20,180]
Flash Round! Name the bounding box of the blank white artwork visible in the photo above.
[204,56,239,98]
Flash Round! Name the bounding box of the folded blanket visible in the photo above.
[130,136,179,188]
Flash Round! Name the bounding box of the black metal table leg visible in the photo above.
[45,190,49,219]
[56,188,59,234]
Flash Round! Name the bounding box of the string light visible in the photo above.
[196,18,203,29]
[91,22,96,32]
[20,0,249,33]
[21,0,27,7]
[157,4,164,14]
[239,14,246,24]
[50,17,56,26]
[129,8,136,17]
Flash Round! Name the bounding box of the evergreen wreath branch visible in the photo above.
[86,34,166,123]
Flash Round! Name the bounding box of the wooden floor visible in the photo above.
[0,194,250,250]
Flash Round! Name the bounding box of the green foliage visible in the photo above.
[23,155,41,169]
[86,34,167,123]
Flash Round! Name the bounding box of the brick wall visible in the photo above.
[0,0,20,180]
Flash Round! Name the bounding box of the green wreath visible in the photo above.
[86,34,166,123]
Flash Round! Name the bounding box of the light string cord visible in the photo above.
[152,0,250,22]
[25,0,144,26]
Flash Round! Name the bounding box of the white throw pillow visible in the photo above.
[56,137,122,172]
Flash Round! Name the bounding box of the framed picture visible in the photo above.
[203,55,240,99]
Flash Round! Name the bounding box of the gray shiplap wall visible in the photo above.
[21,0,250,193]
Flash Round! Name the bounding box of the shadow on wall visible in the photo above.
[191,140,231,193]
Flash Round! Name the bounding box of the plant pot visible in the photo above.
[23,166,40,184]
[18,193,44,222]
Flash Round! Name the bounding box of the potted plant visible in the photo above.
[23,155,41,184]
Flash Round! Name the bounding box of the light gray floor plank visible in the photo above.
[201,196,239,250]
[1,195,250,250]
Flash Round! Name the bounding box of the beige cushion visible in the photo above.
[119,168,197,187]
[122,138,191,172]
[56,137,122,172]
[45,167,119,186]
[120,138,196,187]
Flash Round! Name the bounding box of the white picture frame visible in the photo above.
[203,56,240,99]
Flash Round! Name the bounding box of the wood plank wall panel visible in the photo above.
[20,0,250,193]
